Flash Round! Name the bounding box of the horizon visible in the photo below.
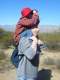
[0,25,60,33]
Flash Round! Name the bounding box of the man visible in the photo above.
[16,8,41,80]
[11,7,40,68]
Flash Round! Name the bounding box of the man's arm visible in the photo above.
[18,37,38,60]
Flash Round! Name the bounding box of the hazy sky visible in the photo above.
[0,0,60,25]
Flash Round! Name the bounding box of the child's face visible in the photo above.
[32,27,40,37]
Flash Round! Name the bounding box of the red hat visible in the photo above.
[21,7,32,17]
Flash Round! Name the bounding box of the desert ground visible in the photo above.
[0,48,60,80]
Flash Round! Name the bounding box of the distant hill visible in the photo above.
[40,25,60,33]
[0,25,60,33]
[0,25,16,32]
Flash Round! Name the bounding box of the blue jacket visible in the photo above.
[17,29,41,78]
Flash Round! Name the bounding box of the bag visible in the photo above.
[11,47,23,68]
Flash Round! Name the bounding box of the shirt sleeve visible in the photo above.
[20,14,39,27]
[18,37,37,60]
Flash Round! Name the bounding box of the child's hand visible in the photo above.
[33,10,38,16]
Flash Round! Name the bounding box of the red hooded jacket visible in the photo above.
[14,14,40,45]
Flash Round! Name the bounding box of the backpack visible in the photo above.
[11,47,23,68]
[11,29,32,68]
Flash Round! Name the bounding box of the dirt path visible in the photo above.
[0,68,60,80]
[0,49,60,80]
[0,69,16,80]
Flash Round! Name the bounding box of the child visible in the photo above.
[15,8,45,80]
[14,7,40,45]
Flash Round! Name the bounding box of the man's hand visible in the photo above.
[38,40,44,45]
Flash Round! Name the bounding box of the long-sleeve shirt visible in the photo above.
[14,14,40,45]
[17,29,41,79]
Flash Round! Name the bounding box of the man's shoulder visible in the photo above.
[20,37,32,43]
[19,37,32,47]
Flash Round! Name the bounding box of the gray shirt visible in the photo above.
[17,37,41,78]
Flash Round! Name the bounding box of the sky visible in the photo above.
[0,0,60,25]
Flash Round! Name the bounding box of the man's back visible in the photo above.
[17,36,40,78]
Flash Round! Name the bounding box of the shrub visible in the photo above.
[0,50,6,60]
[46,42,60,51]
[55,59,60,69]
[0,30,14,49]
[44,57,55,65]
[38,32,60,51]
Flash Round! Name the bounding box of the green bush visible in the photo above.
[46,42,60,51]
[55,59,60,69]
[0,50,6,60]
[44,57,55,65]
[0,28,14,48]
[38,32,60,51]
